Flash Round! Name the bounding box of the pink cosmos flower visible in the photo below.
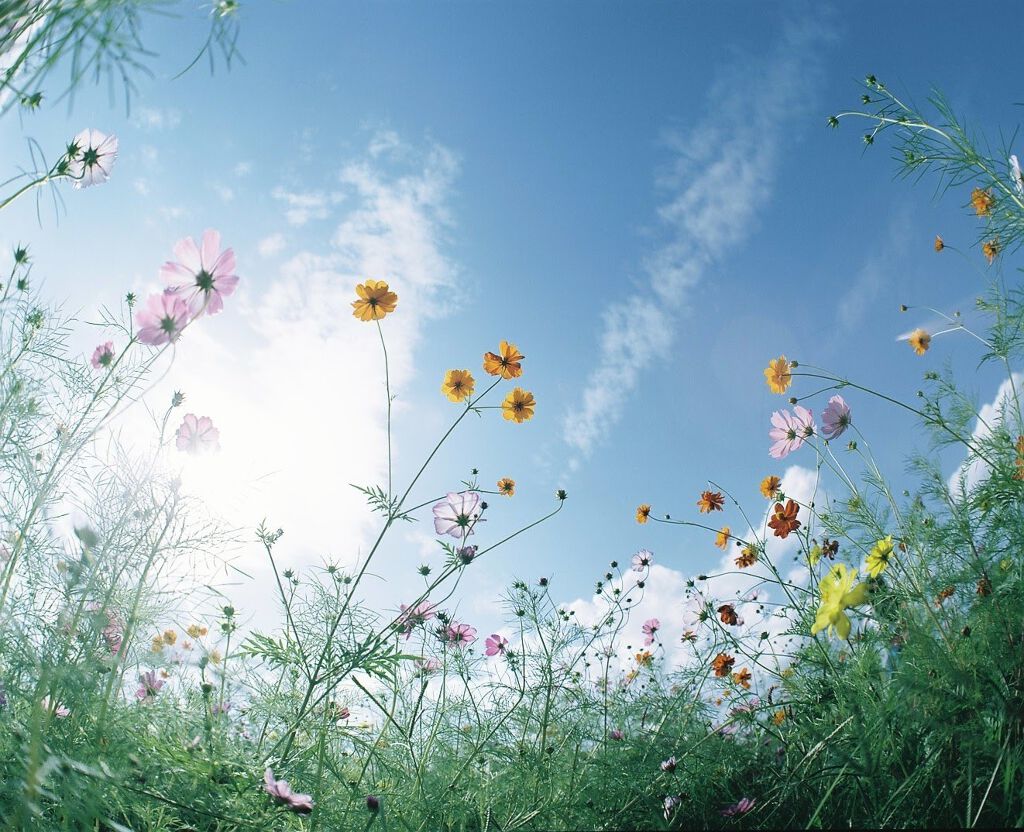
[397,601,435,639]
[660,755,677,773]
[90,342,115,370]
[175,414,220,454]
[67,129,118,189]
[768,406,814,460]
[631,549,654,572]
[135,670,165,701]
[609,728,624,741]
[414,657,441,676]
[720,797,756,817]
[41,696,70,718]
[641,618,660,646]
[821,394,852,441]
[444,621,477,648]
[102,612,124,654]
[161,229,240,317]
[263,768,314,814]
[135,292,191,346]
[432,491,483,539]
[484,633,508,657]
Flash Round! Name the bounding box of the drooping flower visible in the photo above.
[821,395,852,440]
[631,549,654,572]
[397,602,435,639]
[720,797,756,817]
[414,657,441,676]
[811,563,870,640]
[432,491,482,538]
[763,356,792,394]
[971,187,994,216]
[457,545,478,564]
[484,633,508,657]
[482,340,524,379]
[136,670,165,701]
[90,342,115,370]
[641,617,660,646]
[635,504,651,524]
[711,653,735,678]
[366,795,380,813]
[768,500,801,539]
[67,129,118,189]
[660,756,677,773]
[175,414,220,454]
[714,526,731,550]
[735,545,758,569]
[1012,155,1024,196]
[444,621,477,648]
[161,230,239,316]
[497,477,515,496]
[135,292,191,345]
[351,279,398,321]
[908,328,931,356]
[759,475,781,500]
[663,795,682,821]
[441,369,475,402]
[934,235,945,252]
[768,406,814,460]
[501,387,535,423]
[697,490,725,513]
[732,667,752,689]
[264,769,314,814]
[983,238,1000,264]
[865,535,895,578]
[717,604,739,626]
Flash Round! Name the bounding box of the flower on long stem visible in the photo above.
[161,229,239,316]
[264,769,314,814]
[631,549,654,572]
[175,414,220,454]
[810,563,870,640]
[635,504,652,524]
[67,129,118,189]
[821,395,852,440]
[501,387,535,423]
[135,292,191,345]
[768,406,814,459]
[351,279,398,321]
[697,490,725,513]
[441,369,475,402]
[641,617,660,646]
[908,328,931,355]
[432,492,482,538]
[768,500,800,539]
[90,342,115,370]
[764,356,792,394]
[483,340,524,379]
[865,535,895,578]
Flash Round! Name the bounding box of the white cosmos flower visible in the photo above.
[68,129,119,189]
[1011,155,1024,197]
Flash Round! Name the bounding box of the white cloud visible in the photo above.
[271,187,344,226]
[256,233,286,258]
[950,373,1024,494]
[234,161,252,177]
[131,107,182,131]
[837,210,910,332]
[562,18,830,458]
[213,183,235,203]
[133,178,150,196]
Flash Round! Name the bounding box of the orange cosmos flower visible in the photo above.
[735,545,758,569]
[772,709,786,726]
[483,340,524,379]
[635,650,653,668]
[352,279,398,321]
[497,477,516,497]
[971,187,994,216]
[764,355,793,394]
[908,328,931,356]
[501,387,535,423]
[934,235,944,252]
[714,526,731,550]
[983,238,1000,264]
[759,475,782,500]
[711,652,735,678]
[636,504,652,524]
[697,490,725,513]
[441,369,475,402]
[732,667,752,689]
[768,500,801,539]
[717,604,739,626]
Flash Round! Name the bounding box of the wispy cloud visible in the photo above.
[562,18,831,460]
[271,186,344,226]
[256,233,286,258]
[131,107,182,131]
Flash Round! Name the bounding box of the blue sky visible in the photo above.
[2,1,1021,645]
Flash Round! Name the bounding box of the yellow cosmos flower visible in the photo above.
[162,629,177,645]
[186,624,207,639]
[635,650,653,667]
[501,387,535,423]
[971,187,994,216]
[983,238,1000,264]
[772,709,786,726]
[934,235,944,252]
[760,475,782,500]
[636,504,651,524]
[865,535,895,578]
[352,279,398,321]
[209,649,223,665]
[764,356,792,394]
[441,369,475,402]
[714,526,731,550]
[497,477,516,496]
[483,340,524,379]
[810,563,870,640]
[735,545,758,568]
[908,328,931,356]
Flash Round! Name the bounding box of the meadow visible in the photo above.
[1,3,1024,830]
